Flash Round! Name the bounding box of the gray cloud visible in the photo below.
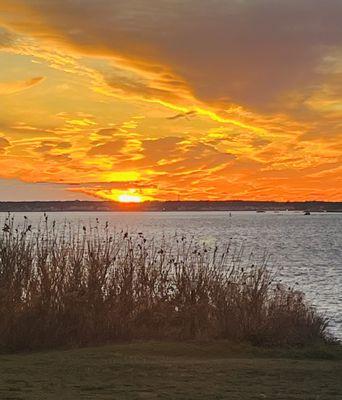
[2,0,341,110]
[0,178,92,201]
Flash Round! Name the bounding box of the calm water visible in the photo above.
[1,211,341,339]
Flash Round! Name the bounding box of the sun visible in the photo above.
[92,187,151,202]
[118,193,142,203]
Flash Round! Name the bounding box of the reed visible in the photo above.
[0,215,331,351]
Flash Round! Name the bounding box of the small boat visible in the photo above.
[304,211,311,215]
[256,210,266,213]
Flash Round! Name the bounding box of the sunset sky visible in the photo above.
[0,0,341,202]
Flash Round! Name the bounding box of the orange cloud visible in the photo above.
[0,76,44,94]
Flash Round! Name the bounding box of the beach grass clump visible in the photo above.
[0,215,331,351]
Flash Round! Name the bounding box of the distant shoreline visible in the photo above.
[0,200,341,213]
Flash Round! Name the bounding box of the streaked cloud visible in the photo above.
[0,76,44,94]
[0,137,10,153]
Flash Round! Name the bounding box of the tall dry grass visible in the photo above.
[0,215,330,351]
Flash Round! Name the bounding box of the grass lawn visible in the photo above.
[0,342,341,399]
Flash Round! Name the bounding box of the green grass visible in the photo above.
[0,342,341,399]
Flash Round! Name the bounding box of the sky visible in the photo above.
[0,0,341,202]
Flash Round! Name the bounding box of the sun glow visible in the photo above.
[118,192,142,203]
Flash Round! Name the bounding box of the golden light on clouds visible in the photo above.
[118,192,142,203]
[85,188,151,203]
[0,1,341,201]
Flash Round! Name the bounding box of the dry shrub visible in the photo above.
[0,215,331,351]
